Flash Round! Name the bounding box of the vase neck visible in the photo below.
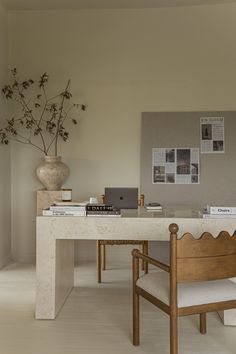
[44,155,61,163]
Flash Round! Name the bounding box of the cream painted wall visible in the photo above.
[8,4,236,262]
[0,4,11,267]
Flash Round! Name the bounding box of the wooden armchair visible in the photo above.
[96,193,148,283]
[132,223,236,354]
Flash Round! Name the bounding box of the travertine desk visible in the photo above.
[36,206,236,323]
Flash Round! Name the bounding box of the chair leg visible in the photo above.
[170,313,178,354]
[96,240,102,283]
[132,251,140,346]
[140,244,145,271]
[102,244,106,270]
[200,313,207,334]
[133,288,140,345]
[142,241,149,274]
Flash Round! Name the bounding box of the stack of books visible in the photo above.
[202,205,236,218]
[42,201,87,216]
[145,202,162,211]
[86,204,121,217]
[42,202,121,217]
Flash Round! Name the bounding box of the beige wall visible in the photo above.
[0,4,11,267]
[7,4,236,262]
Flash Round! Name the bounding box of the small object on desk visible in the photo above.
[207,205,236,215]
[139,193,145,207]
[89,197,99,204]
[61,188,72,202]
[104,187,138,209]
[145,202,162,211]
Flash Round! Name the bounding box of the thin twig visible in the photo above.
[15,84,47,154]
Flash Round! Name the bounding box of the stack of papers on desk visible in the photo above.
[43,202,87,216]
[145,203,162,211]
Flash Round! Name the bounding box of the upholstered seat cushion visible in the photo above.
[136,272,236,308]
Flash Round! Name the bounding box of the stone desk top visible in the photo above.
[36,206,236,241]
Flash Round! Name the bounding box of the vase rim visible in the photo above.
[44,155,61,161]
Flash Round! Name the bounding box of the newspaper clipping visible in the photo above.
[200,117,224,153]
[152,148,200,184]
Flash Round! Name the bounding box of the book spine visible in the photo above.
[43,210,86,216]
[202,213,236,219]
[209,206,236,215]
[50,206,86,211]
[86,205,114,211]
[86,210,121,216]
[86,214,121,217]
[53,201,88,206]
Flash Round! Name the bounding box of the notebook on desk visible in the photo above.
[104,187,138,209]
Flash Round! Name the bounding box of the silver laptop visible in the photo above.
[104,187,138,209]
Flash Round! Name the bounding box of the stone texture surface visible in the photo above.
[36,190,62,216]
[36,207,236,322]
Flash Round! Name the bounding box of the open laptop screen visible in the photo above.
[104,187,138,209]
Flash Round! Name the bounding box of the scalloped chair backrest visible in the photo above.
[171,230,236,283]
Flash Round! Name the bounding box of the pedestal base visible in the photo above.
[37,190,62,216]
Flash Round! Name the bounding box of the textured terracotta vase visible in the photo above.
[36,156,70,191]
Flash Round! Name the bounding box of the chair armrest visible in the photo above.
[132,249,170,273]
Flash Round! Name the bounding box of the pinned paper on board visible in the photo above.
[200,117,224,153]
[152,148,200,184]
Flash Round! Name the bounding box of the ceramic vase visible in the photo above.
[36,155,70,191]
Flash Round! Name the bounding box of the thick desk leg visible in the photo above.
[36,235,74,319]
[219,278,236,326]
[219,309,236,325]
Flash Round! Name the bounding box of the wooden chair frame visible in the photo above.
[97,239,148,283]
[97,193,148,283]
[132,223,236,354]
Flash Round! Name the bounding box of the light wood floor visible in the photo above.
[0,261,235,354]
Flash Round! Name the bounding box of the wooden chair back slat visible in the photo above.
[177,231,236,258]
[177,254,236,282]
[168,224,236,284]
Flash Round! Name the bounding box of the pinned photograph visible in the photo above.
[201,124,212,140]
[191,163,198,175]
[191,175,198,183]
[166,149,175,163]
[213,140,224,152]
[166,173,175,183]
[153,166,165,183]
[176,149,190,175]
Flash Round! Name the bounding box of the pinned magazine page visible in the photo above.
[200,117,224,153]
[152,148,200,184]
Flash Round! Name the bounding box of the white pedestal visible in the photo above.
[36,190,62,216]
